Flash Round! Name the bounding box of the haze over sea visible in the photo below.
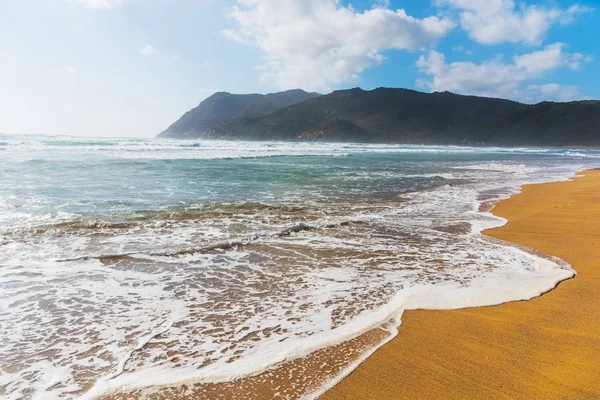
[1,134,599,399]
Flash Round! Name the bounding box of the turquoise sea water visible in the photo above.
[0,135,598,399]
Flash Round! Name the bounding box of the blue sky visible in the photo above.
[0,0,597,137]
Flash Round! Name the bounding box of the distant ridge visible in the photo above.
[158,89,320,138]
[160,87,600,146]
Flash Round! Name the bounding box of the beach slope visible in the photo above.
[323,170,600,399]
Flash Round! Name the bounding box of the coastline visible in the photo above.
[95,169,587,400]
[322,169,600,399]
[4,137,600,400]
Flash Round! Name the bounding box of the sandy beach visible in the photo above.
[5,137,599,399]
[323,170,600,400]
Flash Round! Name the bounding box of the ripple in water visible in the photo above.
[0,137,595,399]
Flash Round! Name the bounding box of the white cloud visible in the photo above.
[74,0,123,9]
[451,44,472,55]
[138,45,156,56]
[525,83,585,102]
[437,0,593,45]
[559,4,595,25]
[222,0,454,92]
[221,29,247,44]
[66,66,76,73]
[514,43,584,74]
[416,43,589,102]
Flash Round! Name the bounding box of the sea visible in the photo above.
[1,134,599,399]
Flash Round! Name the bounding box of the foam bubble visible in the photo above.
[0,137,595,399]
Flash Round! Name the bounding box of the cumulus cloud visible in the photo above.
[222,0,455,91]
[514,42,585,73]
[74,0,123,9]
[416,43,589,102]
[138,45,156,56]
[437,0,593,45]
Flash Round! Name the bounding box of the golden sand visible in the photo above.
[323,170,600,400]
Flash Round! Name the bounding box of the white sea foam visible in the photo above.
[0,137,596,399]
[1,134,600,163]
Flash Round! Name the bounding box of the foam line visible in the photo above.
[1,137,596,400]
[107,319,177,381]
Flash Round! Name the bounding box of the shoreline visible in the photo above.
[96,170,584,400]
[322,169,600,399]
[97,172,577,400]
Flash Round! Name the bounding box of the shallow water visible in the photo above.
[0,135,598,399]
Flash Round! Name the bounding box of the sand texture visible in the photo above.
[323,170,600,400]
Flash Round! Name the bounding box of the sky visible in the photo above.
[0,0,598,138]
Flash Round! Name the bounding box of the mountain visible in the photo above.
[161,87,600,146]
[158,89,320,138]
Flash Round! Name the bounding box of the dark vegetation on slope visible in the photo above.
[161,87,600,146]
[159,89,320,138]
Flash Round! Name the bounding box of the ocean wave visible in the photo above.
[1,138,596,400]
[2,136,600,162]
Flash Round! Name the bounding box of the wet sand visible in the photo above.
[323,170,600,400]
